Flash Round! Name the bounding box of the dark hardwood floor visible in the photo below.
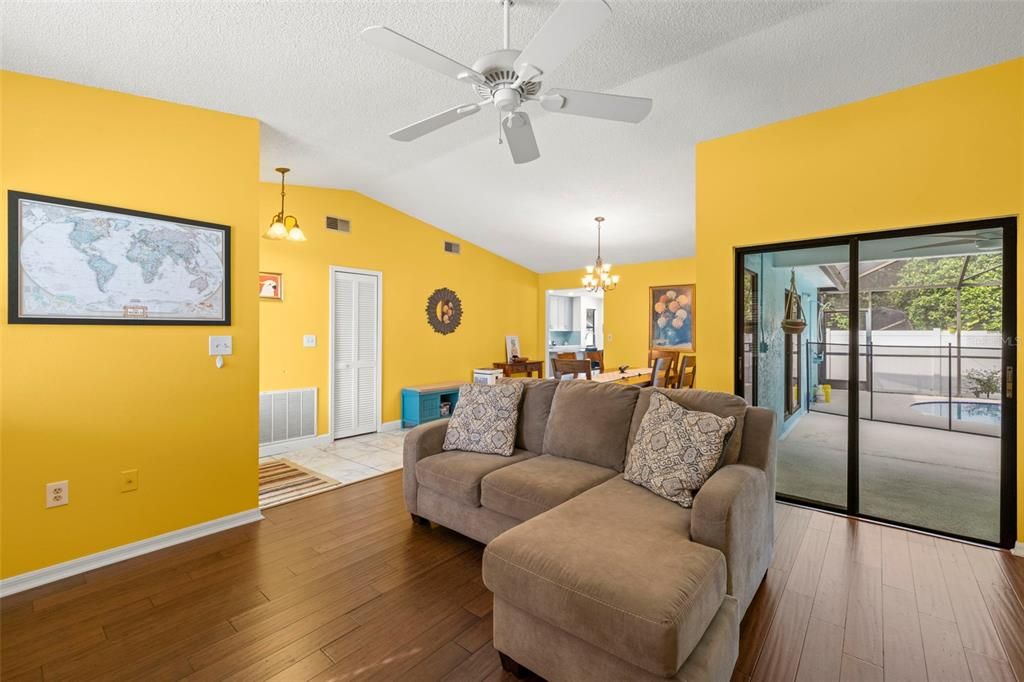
[2,471,1023,681]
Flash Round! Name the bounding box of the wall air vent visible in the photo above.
[326,215,351,233]
[259,388,317,445]
[444,241,461,255]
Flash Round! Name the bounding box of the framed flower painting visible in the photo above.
[649,284,695,352]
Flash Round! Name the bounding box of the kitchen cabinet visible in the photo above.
[548,295,576,331]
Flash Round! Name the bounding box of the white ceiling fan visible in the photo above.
[361,0,653,165]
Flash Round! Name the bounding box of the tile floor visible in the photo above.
[269,429,409,486]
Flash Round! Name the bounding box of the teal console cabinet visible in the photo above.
[401,381,463,428]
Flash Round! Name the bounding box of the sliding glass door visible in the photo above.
[857,229,1009,543]
[735,218,1017,547]
[741,244,850,510]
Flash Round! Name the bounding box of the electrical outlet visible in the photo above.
[120,469,139,492]
[303,334,316,348]
[46,480,69,508]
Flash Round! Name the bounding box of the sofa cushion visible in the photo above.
[483,476,725,677]
[542,381,640,471]
[416,449,534,507]
[629,388,747,466]
[481,455,617,521]
[499,377,557,454]
[625,392,736,508]
[443,382,523,456]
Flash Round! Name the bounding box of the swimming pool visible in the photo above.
[911,401,1001,425]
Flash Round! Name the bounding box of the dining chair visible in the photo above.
[585,350,604,373]
[677,355,697,388]
[552,358,592,380]
[648,350,680,389]
[650,357,669,388]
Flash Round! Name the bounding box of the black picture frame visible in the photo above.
[8,190,231,325]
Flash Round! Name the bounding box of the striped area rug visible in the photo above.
[258,458,342,509]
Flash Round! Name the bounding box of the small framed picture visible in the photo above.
[505,335,522,362]
[259,272,283,300]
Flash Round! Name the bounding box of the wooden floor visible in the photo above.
[737,503,1024,682]
[2,472,1022,682]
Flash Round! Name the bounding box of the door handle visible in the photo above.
[1007,366,1014,399]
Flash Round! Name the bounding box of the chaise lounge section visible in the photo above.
[403,378,776,680]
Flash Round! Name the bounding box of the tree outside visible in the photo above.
[884,254,1001,331]
[817,254,1002,333]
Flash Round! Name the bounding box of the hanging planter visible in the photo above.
[781,269,807,335]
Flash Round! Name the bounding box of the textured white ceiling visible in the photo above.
[3,1,1022,272]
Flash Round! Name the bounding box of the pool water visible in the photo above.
[911,401,1001,425]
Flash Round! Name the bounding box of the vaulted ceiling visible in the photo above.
[3,1,1022,271]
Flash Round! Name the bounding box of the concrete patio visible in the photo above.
[777,410,1001,542]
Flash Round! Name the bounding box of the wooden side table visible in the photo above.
[493,360,544,378]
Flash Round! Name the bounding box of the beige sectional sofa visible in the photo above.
[403,379,776,681]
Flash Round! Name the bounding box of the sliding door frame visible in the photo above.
[733,216,1017,548]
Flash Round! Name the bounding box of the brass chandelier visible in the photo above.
[263,167,306,242]
[581,216,619,292]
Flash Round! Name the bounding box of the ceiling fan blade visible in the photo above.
[513,0,611,81]
[389,103,481,142]
[894,238,980,253]
[540,88,652,123]
[361,26,486,86]
[503,112,540,164]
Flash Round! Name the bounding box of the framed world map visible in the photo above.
[8,192,230,325]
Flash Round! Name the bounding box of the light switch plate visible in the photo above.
[303,335,317,348]
[208,336,233,355]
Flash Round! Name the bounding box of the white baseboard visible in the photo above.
[0,508,263,596]
[259,433,332,458]
[380,420,402,432]
[1013,542,1024,558]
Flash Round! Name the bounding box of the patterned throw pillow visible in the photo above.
[624,391,736,508]
[442,383,524,456]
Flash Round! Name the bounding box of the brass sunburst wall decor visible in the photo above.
[426,288,462,335]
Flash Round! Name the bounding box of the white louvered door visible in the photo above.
[332,270,379,439]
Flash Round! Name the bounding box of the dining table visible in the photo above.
[587,367,654,386]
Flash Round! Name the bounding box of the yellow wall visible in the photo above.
[0,72,260,578]
[537,258,697,373]
[258,185,539,428]
[695,58,1024,540]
